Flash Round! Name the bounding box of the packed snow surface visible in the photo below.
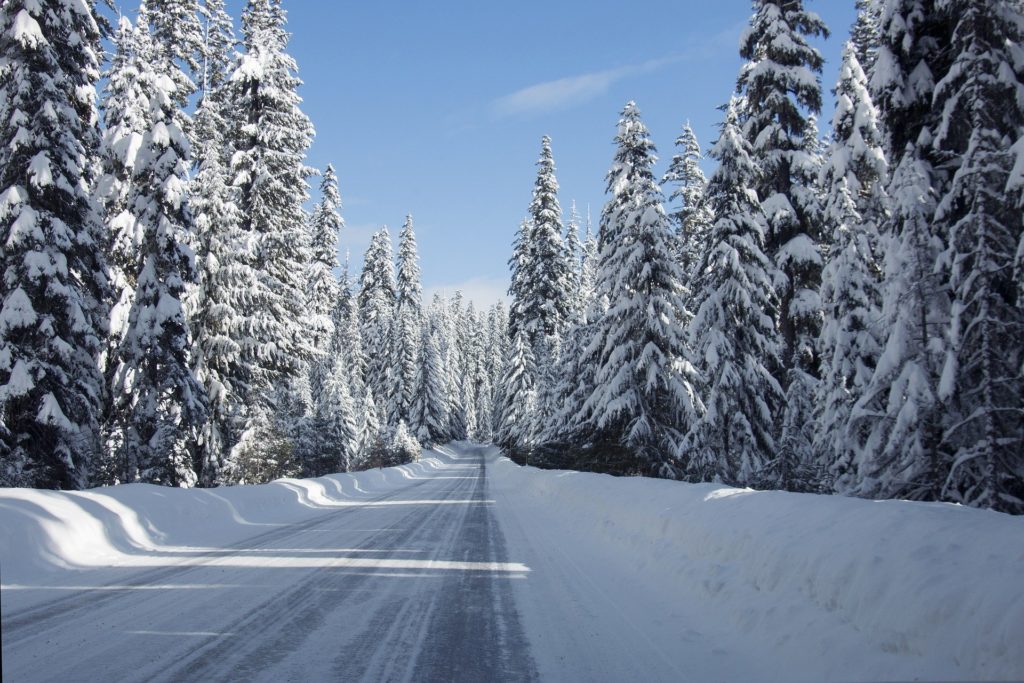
[1,443,1022,682]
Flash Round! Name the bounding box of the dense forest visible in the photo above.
[1,0,1022,514]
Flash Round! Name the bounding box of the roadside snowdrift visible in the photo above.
[487,448,1024,681]
[0,452,450,590]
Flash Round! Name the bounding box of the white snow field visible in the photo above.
[1,443,1022,682]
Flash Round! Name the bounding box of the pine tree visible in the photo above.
[816,42,889,491]
[310,356,358,475]
[507,136,573,360]
[931,0,1024,512]
[358,228,395,404]
[0,0,109,488]
[198,0,236,103]
[850,0,957,501]
[686,98,783,485]
[850,152,947,501]
[662,122,713,279]
[306,165,343,358]
[579,215,600,318]
[97,17,150,378]
[851,0,881,73]
[146,0,204,107]
[227,0,314,413]
[484,301,508,436]
[737,0,828,406]
[187,1,252,485]
[389,215,422,425]
[563,201,584,323]
[577,102,702,477]
[409,320,447,446]
[189,117,251,485]
[496,329,536,460]
[107,19,207,486]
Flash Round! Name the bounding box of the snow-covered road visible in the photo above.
[3,442,1022,682]
[3,447,536,682]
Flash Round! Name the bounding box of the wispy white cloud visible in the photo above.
[424,277,509,310]
[492,56,677,118]
[490,24,741,119]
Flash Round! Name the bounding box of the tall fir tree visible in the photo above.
[227,0,314,417]
[0,0,109,488]
[97,16,150,381]
[851,0,957,501]
[931,0,1024,512]
[309,356,358,475]
[851,0,881,73]
[816,42,889,491]
[146,0,204,106]
[577,102,702,477]
[409,320,448,446]
[737,0,828,418]
[496,329,536,460]
[306,165,343,358]
[509,136,572,354]
[358,228,395,404]
[686,98,783,485]
[106,19,207,486]
[662,122,713,280]
[389,214,422,426]
[563,201,584,323]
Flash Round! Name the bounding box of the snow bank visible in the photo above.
[487,449,1024,681]
[0,451,451,590]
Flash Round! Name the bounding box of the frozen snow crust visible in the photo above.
[487,448,1024,681]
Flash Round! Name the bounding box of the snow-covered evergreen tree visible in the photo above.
[189,116,250,485]
[227,0,314,413]
[356,386,383,469]
[563,201,584,323]
[0,0,109,488]
[358,227,395,403]
[496,329,536,460]
[97,17,150,377]
[576,102,701,477]
[849,0,957,502]
[146,0,204,107]
[851,0,881,73]
[816,42,889,490]
[107,20,207,486]
[508,136,572,354]
[662,122,712,279]
[484,301,508,435]
[389,214,422,426]
[309,356,358,475]
[306,165,343,357]
[737,0,828,410]
[931,0,1024,513]
[686,98,783,485]
[579,214,600,319]
[849,151,947,501]
[409,320,447,446]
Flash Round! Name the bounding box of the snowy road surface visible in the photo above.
[3,443,1023,682]
[3,447,536,682]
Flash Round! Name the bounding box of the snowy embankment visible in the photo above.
[487,449,1024,682]
[0,453,450,599]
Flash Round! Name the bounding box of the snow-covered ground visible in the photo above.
[488,449,1024,682]
[2,443,1022,682]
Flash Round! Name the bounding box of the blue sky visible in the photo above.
[242,1,859,307]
